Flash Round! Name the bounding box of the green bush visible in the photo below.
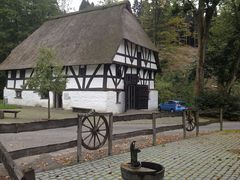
[196,90,240,121]
[155,72,195,104]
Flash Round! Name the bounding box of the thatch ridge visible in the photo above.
[50,1,131,21]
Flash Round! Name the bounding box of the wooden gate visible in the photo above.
[136,85,149,109]
[125,74,149,110]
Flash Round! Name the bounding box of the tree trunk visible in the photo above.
[195,0,205,97]
[48,94,50,119]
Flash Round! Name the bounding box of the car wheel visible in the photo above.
[158,107,161,111]
[170,109,174,112]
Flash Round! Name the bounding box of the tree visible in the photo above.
[79,0,94,10]
[98,0,119,5]
[138,0,191,48]
[0,0,61,63]
[206,0,240,95]
[183,0,221,96]
[0,0,61,98]
[132,0,142,17]
[24,47,66,119]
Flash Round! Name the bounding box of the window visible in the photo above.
[116,64,122,78]
[15,90,22,99]
[11,70,16,79]
[41,92,49,99]
[20,69,25,79]
[116,91,121,104]
[79,66,86,76]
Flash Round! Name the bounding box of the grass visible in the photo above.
[222,129,240,133]
[0,99,21,109]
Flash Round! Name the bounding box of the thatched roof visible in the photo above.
[0,1,158,70]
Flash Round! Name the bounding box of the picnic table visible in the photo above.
[0,110,21,118]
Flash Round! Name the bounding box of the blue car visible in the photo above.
[159,100,187,112]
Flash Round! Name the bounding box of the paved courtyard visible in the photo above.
[36,131,240,179]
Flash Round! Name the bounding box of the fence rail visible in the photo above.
[0,110,222,163]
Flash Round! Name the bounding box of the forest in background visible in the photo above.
[0,0,239,119]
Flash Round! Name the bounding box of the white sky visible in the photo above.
[63,0,134,12]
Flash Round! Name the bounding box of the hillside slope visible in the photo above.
[159,46,198,72]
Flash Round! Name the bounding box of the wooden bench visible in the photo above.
[2,110,21,118]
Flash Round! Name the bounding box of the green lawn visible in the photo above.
[0,99,21,109]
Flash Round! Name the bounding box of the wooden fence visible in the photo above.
[0,110,222,178]
[0,142,35,180]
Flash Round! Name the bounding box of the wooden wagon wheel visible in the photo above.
[185,111,196,132]
[81,115,109,150]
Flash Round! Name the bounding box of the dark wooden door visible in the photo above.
[125,74,138,110]
[54,93,62,108]
[136,85,149,109]
[126,84,136,110]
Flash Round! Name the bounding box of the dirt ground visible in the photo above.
[0,106,79,124]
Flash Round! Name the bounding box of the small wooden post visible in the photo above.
[22,168,35,180]
[77,114,83,163]
[0,110,4,119]
[219,108,223,131]
[195,110,199,136]
[0,142,24,180]
[152,113,157,146]
[182,111,186,139]
[108,113,113,156]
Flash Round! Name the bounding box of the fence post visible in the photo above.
[152,113,157,146]
[182,111,186,139]
[0,142,25,180]
[77,114,83,163]
[219,108,223,131]
[22,168,35,180]
[195,110,199,136]
[108,113,113,156]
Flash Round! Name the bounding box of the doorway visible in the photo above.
[54,92,62,108]
[125,74,149,110]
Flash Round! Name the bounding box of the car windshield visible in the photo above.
[178,101,186,106]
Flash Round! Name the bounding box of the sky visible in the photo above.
[63,0,134,12]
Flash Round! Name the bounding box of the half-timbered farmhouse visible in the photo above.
[0,1,160,113]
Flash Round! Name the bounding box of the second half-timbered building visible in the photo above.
[0,1,160,113]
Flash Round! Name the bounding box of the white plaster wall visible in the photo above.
[4,88,54,107]
[25,69,32,78]
[107,78,115,89]
[150,81,155,89]
[106,91,125,113]
[132,60,137,66]
[62,91,125,113]
[86,65,97,75]
[151,63,157,70]
[72,66,79,75]
[66,78,78,89]
[113,41,158,70]
[117,80,124,89]
[113,54,125,63]
[148,90,158,110]
[117,42,125,54]
[96,65,104,75]
[89,78,103,88]
[16,70,20,78]
[110,64,115,76]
